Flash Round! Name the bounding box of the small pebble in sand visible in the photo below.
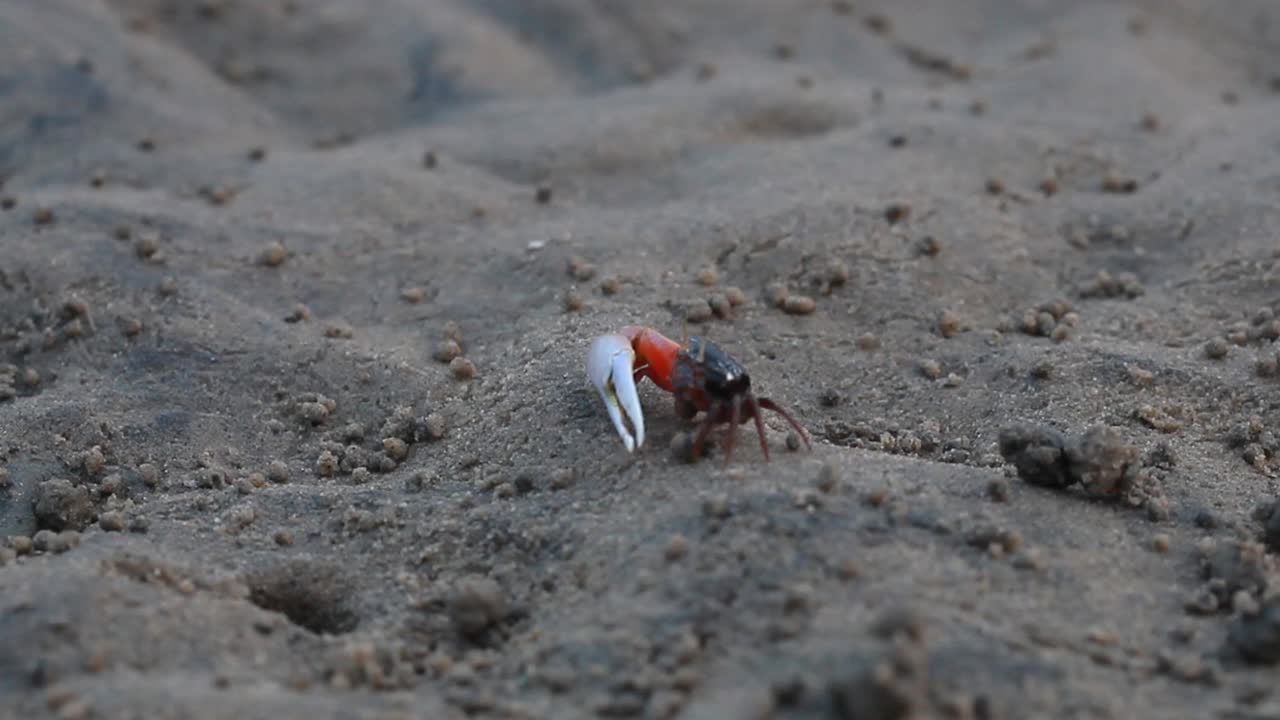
[765,283,789,308]
[723,286,747,307]
[685,299,714,323]
[315,451,338,477]
[0,468,9,488]
[99,511,125,532]
[247,472,267,488]
[284,304,311,323]
[33,208,55,226]
[864,14,891,34]
[157,277,178,296]
[0,197,15,210]
[985,178,1005,195]
[783,295,816,316]
[701,494,731,521]
[449,576,508,639]
[266,460,290,484]
[599,277,621,295]
[450,356,477,380]
[63,298,90,320]
[138,463,159,487]
[1100,176,1138,194]
[117,317,143,338]
[1127,365,1154,387]
[1152,534,1171,553]
[708,293,732,319]
[671,432,706,464]
[258,241,288,267]
[443,320,464,346]
[1146,497,1171,523]
[1031,360,1054,380]
[350,467,372,485]
[422,151,437,169]
[535,185,553,204]
[1228,592,1260,623]
[563,290,586,313]
[826,260,850,287]
[786,431,802,451]
[274,530,294,547]
[247,147,267,162]
[1038,178,1059,196]
[664,534,689,562]
[421,413,448,441]
[864,486,889,507]
[382,437,409,462]
[324,322,354,339]
[884,203,911,224]
[856,332,880,351]
[1256,353,1278,377]
[134,234,159,260]
[566,256,595,281]
[98,475,122,497]
[83,446,106,477]
[816,461,839,493]
[34,529,80,554]
[937,310,962,338]
[10,536,33,555]
[696,267,718,286]
[549,468,574,490]
[911,237,940,259]
[987,477,1010,502]
[433,339,462,363]
[400,286,427,304]
[1140,113,1161,132]
[919,359,943,380]
[1204,338,1229,360]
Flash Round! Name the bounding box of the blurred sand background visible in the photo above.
[4,1,1280,718]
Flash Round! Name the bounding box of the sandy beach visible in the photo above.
[4,1,1280,718]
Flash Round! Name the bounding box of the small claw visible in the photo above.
[587,334,645,452]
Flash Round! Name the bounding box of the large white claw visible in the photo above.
[587,334,645,452]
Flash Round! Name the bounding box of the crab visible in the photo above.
[587,325,810,465]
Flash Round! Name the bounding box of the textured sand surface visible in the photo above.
[4,1,1280,718]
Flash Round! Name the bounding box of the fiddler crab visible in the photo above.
[587,325,810,465]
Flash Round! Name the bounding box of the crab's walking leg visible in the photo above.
[722,395,742,467]
[587,334,645,451]
[749,396,771,462]
[691,408,717,461]
[758,398,811,450]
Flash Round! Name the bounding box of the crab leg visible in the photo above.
[587,334,646,451]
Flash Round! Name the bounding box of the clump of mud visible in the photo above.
[997,424,1163,511]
